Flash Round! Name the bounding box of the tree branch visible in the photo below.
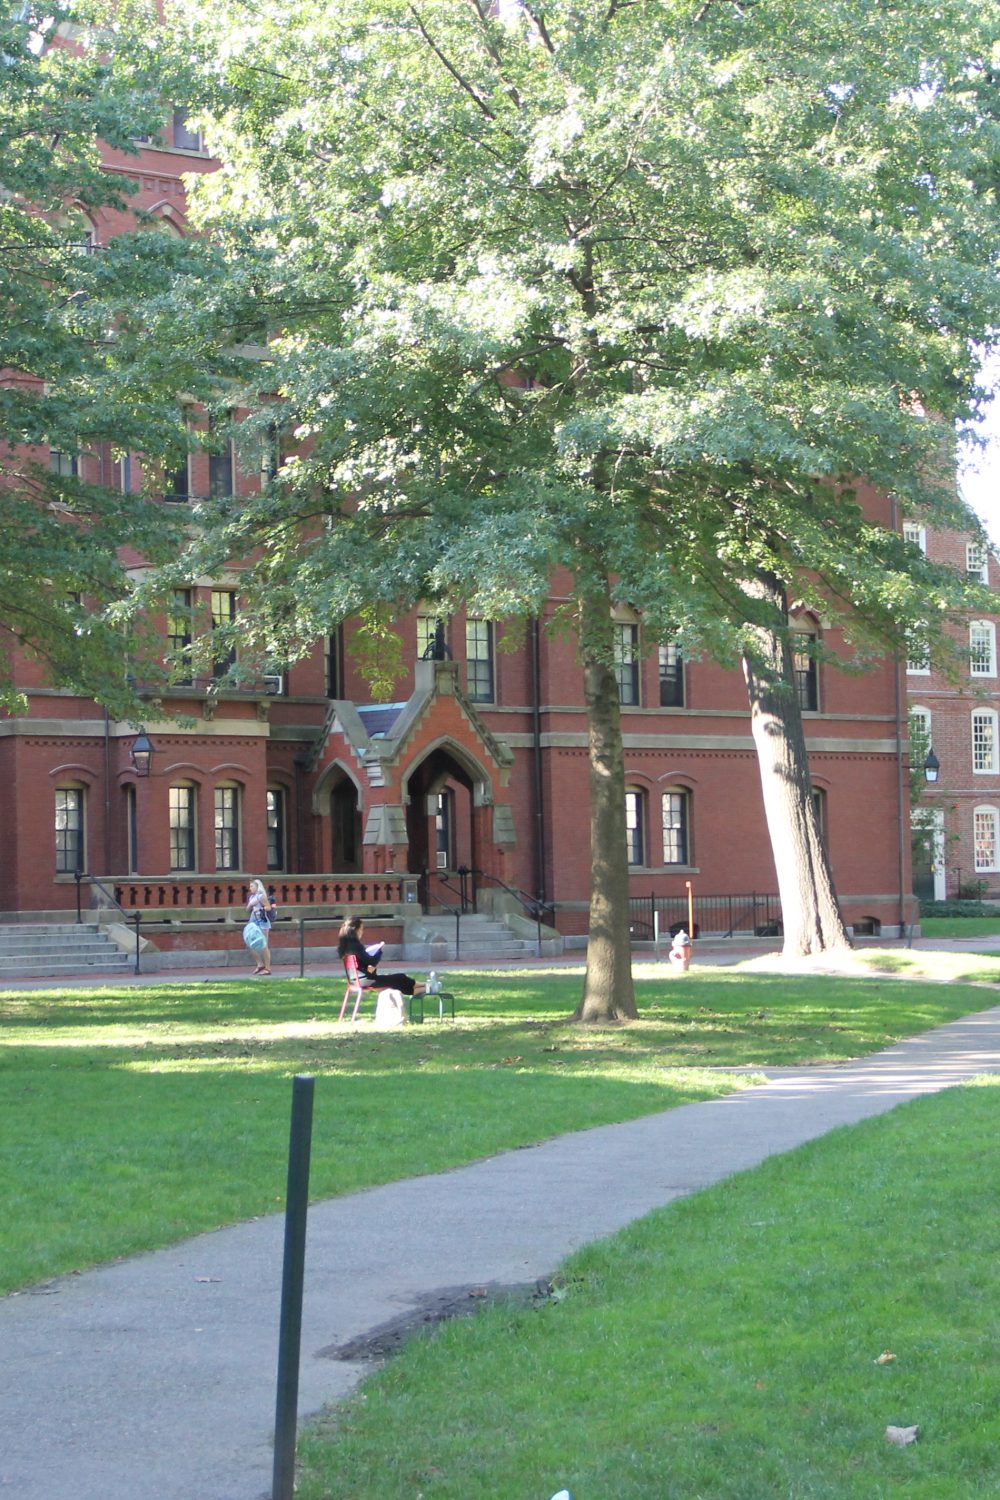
[408,5,497,120]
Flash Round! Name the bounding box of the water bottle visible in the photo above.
[428,970,438,994]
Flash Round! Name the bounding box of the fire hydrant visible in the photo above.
[668,928,692,974]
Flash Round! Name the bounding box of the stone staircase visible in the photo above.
[0,922,131,980]
[422,912,555,961]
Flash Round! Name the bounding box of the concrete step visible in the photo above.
[0,921,129,978]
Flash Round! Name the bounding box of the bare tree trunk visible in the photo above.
[742,573,852,957]
[573,579,638,1022]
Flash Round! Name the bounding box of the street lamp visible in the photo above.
[130,730,155,777]
[923,748,940,784]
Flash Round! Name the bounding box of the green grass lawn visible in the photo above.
[2,960,999,1295]
[920,915,1000,938]
[296,1078,1000,1500]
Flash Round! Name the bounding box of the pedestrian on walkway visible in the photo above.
[245,879,275,975]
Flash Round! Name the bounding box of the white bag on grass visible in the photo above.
[374,988,406,1028]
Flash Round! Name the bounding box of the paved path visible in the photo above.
[4,1002,1000,1500]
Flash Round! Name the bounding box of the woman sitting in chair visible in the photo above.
[337,917,427,997]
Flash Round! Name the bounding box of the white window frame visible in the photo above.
[905,630,930,675]
[972,708,999,774]
[967,542,989,585]
[903,521,927,554]
[970,620,996,678]
[974,806,1000,873]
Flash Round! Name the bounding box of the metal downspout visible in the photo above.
[531,618,548,909]
[890,496,908,935]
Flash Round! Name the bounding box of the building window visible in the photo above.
[211,589,237,677]
[970,621,996,677]
[973,709,998,774]
[209,424,234,498]
[169,785,196,871]
[811,786,827,839]
[418,615,449,659]
[326,631,340,698]
[125,785,138,874]
[658,643,684,708]
[267,788,286,871]
[55,787,84,873]
[118,454,133,492]
[906,631,930,674]
[909,705,932,779]
[214,786,240,871]
[614,622,640,705]
[171,110,203,152]
[967,543,989,584]
[165,452,189,502]
[625,790,645,866]
[168,588,193,686]
[49,449,78,478]
[466,618,495,702]
[662,790,689,866]
[793,630,819,711]
[903,521,927,554]
[975,807,1000,872]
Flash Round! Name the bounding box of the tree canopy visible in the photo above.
[169,0,1000,993]
[181,0,999,671]
[0,1,252,716]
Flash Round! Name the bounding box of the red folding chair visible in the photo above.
[339,953,366,1022]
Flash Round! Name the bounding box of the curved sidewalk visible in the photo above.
[4,1003,1000,1500]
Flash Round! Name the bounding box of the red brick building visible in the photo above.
[906,520,1000,902]
[0,102,918,961]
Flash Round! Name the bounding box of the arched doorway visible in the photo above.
[404,742,489,904]
[315,763,363,873]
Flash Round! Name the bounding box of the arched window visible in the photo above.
[974,806,1000,872]
[970,620,997,677]
[267,787,287,871]
[214,783,241,872]
[169,784,197,871]
[54,785,85,874]
[661,790,690,866]
[625,790,646,867]
[973,709,999,774]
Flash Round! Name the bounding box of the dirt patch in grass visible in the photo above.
[319,1279,553,1362]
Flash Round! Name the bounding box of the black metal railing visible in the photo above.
[628,891,782,942]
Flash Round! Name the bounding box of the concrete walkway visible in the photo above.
[5,1001,1000,1500]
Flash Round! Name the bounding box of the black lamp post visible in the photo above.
[130,731,155,777]
[923,748,940,784]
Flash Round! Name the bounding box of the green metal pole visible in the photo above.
[272,1074,315,1500]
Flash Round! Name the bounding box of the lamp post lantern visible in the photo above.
[130,731,155,777]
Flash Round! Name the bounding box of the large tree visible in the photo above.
[0,1,255,716]
[176,0,1000,1011]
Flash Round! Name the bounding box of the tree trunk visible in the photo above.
[742,574,852,958]
[573,579,638,1022]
